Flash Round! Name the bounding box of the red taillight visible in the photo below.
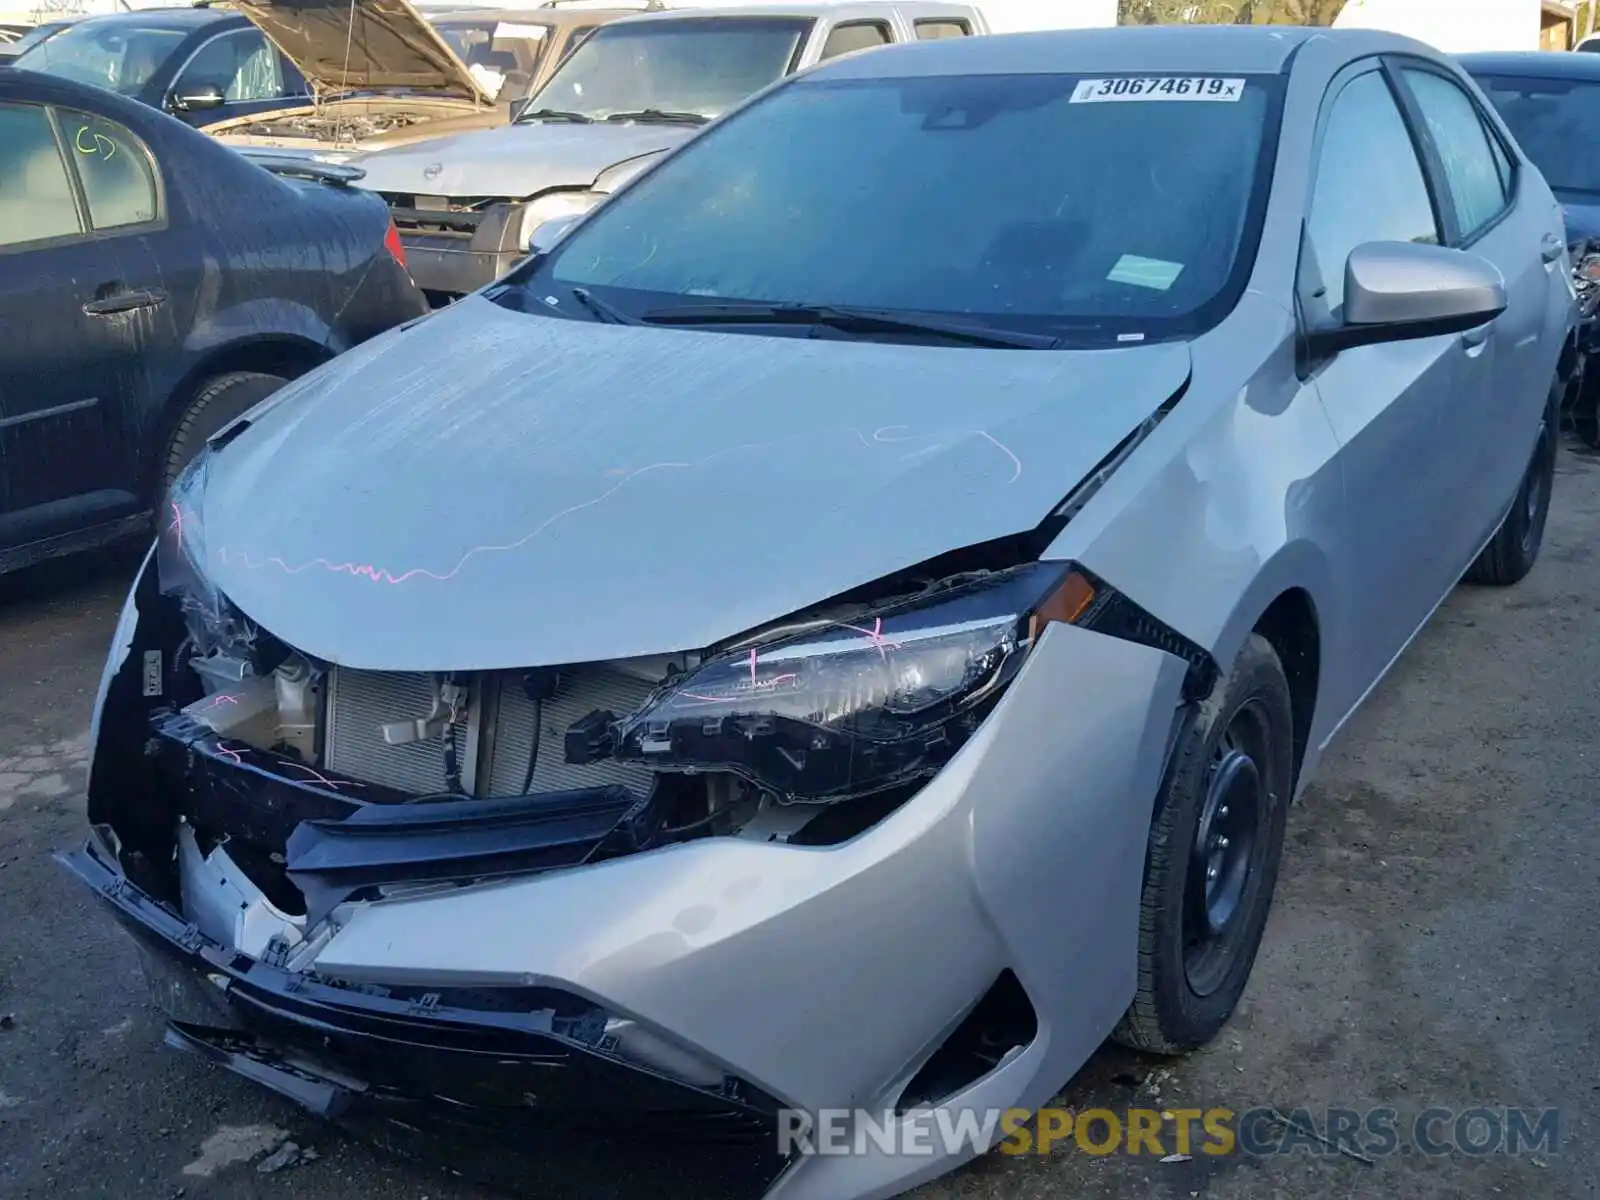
[383,220,406,267]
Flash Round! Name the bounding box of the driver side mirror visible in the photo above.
[1307,241,1507,357]
[170,82,226,113]
[508,95,533,122]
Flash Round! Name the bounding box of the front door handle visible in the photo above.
[1542,233,1566,264]
[83,287,168,316]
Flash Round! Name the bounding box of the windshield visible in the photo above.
[9,22,70,55]
[15,20,186,95]
[1472,73,1600,195]
[432,17,553,100]
[518,16,811,123]
[516,72,1279,344]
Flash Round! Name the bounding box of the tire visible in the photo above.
[1464,383,1559,588]
[1113,632,1294,1055]
[160,371,286,499]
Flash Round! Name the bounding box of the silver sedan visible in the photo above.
[69,22,1569,1200]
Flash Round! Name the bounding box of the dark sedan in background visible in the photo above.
[0,69,427,575]
[9,6,311,127]
[0,18,78,65]
[1462,50,1600,443]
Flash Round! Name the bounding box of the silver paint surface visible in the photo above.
[185,295,1192,670]
[349,120,698,197]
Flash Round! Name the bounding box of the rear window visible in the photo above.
[1471,72,1600,195]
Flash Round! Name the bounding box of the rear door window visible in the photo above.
[1400,66,1511,242]
[915,19,972,39]
[0,102,83,248]
[57,109,161,231]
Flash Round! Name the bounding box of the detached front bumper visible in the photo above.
[60,838,785,1195]
[70,613,1185,1200]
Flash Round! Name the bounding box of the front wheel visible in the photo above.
[160,371,287,500]
[1113,632,1294,1055]
[1464,384,1559,588]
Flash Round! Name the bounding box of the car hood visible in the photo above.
[179,296,1192,672]
[232,0,489,101]
[350,120,696,196]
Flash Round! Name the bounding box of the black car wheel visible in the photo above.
[161,371,286,499]
[1464,383,1559,588]
[1113,632,1293,1055]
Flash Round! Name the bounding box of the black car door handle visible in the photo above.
[1541,233,1565,264]
[83,288,168,316]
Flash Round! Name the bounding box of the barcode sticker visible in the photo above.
[1070,77,1245,103]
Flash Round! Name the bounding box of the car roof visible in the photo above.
[808,23,1349,80]
[0,64,181,116]
[1458,50,1600,80]
[60,6,242,32]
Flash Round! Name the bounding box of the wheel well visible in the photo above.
[1253,588,1320,787]
[148,337,330,497]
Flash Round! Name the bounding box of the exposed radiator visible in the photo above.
[323,666,655,800]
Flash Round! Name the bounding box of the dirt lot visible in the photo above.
[1,451,1597,1200]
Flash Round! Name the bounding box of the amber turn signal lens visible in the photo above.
[1029,570,1096,641]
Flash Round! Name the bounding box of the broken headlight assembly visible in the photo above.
[609,563,1100,803]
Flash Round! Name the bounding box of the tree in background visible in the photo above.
[1118,0,1348,24]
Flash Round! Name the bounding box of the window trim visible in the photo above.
[0,101,89,255]
[1385,55,1518,250]
[55,105,168,239]
[913,17,973,39]
[165,25,308,109]
[817,19,894,61]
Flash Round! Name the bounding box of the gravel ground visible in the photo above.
[1,449,1596,1200]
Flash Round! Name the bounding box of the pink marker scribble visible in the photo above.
[215,741,244,766]
[284,762,364,791]
[219,425,1023,588]
[838,616,902,664]
[167,502,187,553]
[203,693,239,710]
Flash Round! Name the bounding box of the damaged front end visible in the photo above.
[68,441,1198,1197]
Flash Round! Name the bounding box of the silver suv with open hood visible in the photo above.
[350,0,986,301]
[206,0,653,160]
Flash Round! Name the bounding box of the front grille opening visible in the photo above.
[895,970,1039,1113]
[382,192,496,235]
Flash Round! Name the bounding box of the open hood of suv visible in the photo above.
[233,0,490,101]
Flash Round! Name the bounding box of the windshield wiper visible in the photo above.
[603,108,709,125]
[639,302,1059,349]
[569,286,643,325]
[518,108,593,124]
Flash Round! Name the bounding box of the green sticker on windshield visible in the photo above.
[1108,254,1184,291]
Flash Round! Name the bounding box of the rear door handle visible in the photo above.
[83,288,168,316]
[1542,233,1565,264]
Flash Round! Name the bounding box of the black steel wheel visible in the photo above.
[1113,632,1294,1055]
[1465,383,1559,588]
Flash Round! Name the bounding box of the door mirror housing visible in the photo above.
[170,83,226,113]
[508,95,532,122]
[1307,241,1507,357]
